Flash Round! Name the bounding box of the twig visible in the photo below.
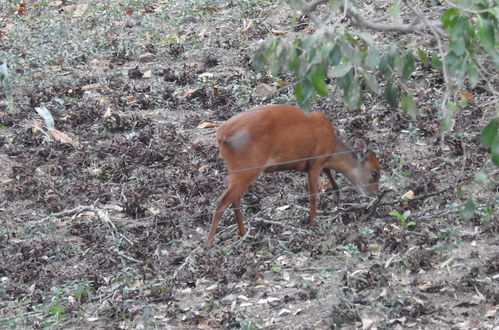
[113,249,143,263]
[404,0,451,150]
[342,0,443,34]
[300,0,443,34]
[445,0,494,14]
[1,179,14,186]
[44,205,95,220]
[302,0,328,13]
[172,247,202,280]
[360,189,388,221]
[43,204,134,246]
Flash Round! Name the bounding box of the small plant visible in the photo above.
[202,300,214,310]
[269,264,281,272]
[389,210,415,228]
[48,305,65,321]
[238,316,263,330]
[359,227,374,235]
[339,243,359,255]
[0,60,15,113]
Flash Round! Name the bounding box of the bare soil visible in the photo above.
[0,1,497,329]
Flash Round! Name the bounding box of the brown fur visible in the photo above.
[206,105,380,248]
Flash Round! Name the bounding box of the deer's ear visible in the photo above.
[354,138,367,153]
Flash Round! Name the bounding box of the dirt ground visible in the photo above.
[0,1,498,329]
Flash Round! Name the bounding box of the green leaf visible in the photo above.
[330,63,352,78]
[462,198,477,220]
[400,93,418,118]
[308,65,329,96]
[467,60,479,88]
[446,52,467,85]
[362,70,380,94]
[474,171,488,184]
[389,210,402,219]
[431,53,442,68]
[439,256,455,268]
[477,15,496,55]
[389,0,401,17]
[295,81,314,108]
[492,136,499,166]
[441,8,458,28]
[379,56,393,80]
[402,53,415,80]
[384,82,398,108]
[337,69,354,89]
[393,52,404,75]
[358,32,374,47]
[449,15,466,41]
[441,102,457,131]
[450,38,466,56]
[288,0,305,10]
[329,43,342,66]
[417,49,430,67]
[288,54,300,75]
[479,118,498,147]
[344,78,362,108]
[365,48,381,69]
[344,32,358,46]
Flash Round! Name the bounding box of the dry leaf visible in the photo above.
[9,237,24,244]
[271,29,286,35]
[15,4,27,15]
[254,83,276,100]
[198,164,210,173]
[48,1,64,6]
[72,211,96,220]
[402,190,414,199]
[206,283,218,291]
[32,122,44,134]
[304,26,316,33]
[276,205,290,211]
[241,20,253,34]
[48,128,79,145]
[73,3,89,17]
[484,304,497,318]
[278,309,291,316]
[63,4,77,13]
[103,107,112,118]
[143,70,152,78]
[417,281,432,291]
[82,82,106,91]
[130,280,143,288]
[196,120,219,129]
[361,317,376,329]
[458,92,473,100]
[239,302,253,307]
[180,88,202,99]
[257,297,280,304]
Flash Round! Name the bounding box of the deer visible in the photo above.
[206,104,380,248]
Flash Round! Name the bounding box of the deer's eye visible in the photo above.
[371,171,378,179]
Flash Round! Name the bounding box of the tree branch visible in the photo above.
[300,0,444,35]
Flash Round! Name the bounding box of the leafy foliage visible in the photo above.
[254,0,499,165]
